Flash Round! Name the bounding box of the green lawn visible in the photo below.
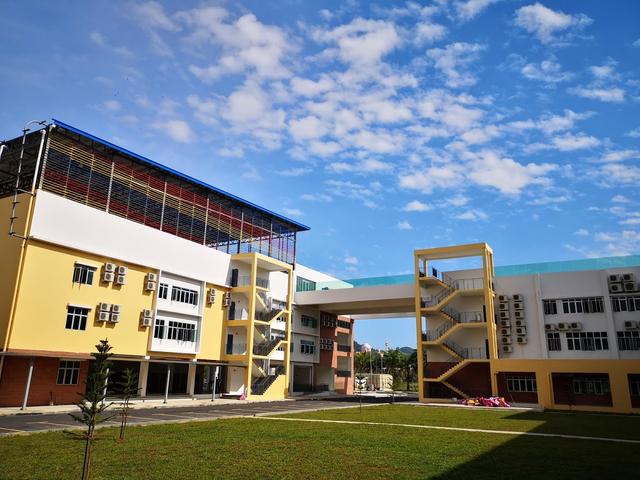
[0,405,638,479]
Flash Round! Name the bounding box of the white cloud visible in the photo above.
[282,207,303,217]
[454,0,501,22]
[427,42,485,88]
[514,3,592,44]
[600,150,640,163]
[626,128,640,138]
[417,90,485,131]
[344,254,359,265]
[184,9,294,81]
[291,76,334,96]
[590,63,616,79]
[633,38,640,48]
[289,116,328,140]
[415,22,447,45]
[328,158,393,174]
[574,228,589,236]
[89,31,107,47]
[598,164,640,185]
[399,163,465,193]
[278,168,311,177]
[218,146,244,158]
[402,200,433,212]
[612,195,630,203]
[552,133,600,151]
[467,150,556,195]
[593,230,640,256]
[460,125,501,144]
[313,18,401,67]
[134,1,179,31]
[446,194,469,207]
[569,86,625,103]
[397,220,413,230]
[102,100,121,112]
[455,209,488,221]
[521,59,572,83]
[309,140,342,156]
[509,109,593,134]
[155,119,194,143]
[301,193,333,202]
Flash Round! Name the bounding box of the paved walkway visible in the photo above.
[0,396,414,436]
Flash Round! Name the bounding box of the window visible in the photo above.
[56,360,80,385]
[300,340,315,355]
[337,319,351,329]
[154,319,165,339]
[566,332,609,351]
[561,297,604,314]
[296,276,316,292]
[506,376,537,392]
[320,312,336,327]
[65,306,89,330]
[630,379,640,396]
[542,299,557,315]
[320,338,334,350]
[573,377,610,395]
[158,283,169,300]
[171,286,199,306]
[617,331,640,351]
[546,332,561,351]
[301,315,318,328]
[72,264,96,285]
[611,295,640,313]
[167,320,196,342]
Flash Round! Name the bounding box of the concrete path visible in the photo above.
[0,396,414,437]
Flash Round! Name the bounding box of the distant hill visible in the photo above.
[354,340,415,356]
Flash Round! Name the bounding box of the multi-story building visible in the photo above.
[415,243,640,414]
[0,119,352,407]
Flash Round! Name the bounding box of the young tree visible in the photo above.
[116,368,139,441]
[70,339,114,480]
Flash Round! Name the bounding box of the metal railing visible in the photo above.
[443,341,486,359]
[236,275,270,289]
[251,366,285,395]
[253,337,284,356]
[226,343,246,355]
[336,370,351,377]
[424,321,457,341]
[337,344,352,352]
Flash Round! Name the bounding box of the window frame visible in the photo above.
[56,360,81,385]
[65,306,89,331]
[170,285,199,306]
[72,263,96,285]
[300,339,315,355]
[566,331,609,351]
[542,299,558,315]
[158,283,169,300]
[506,375,537,393]
[546,332,561,351]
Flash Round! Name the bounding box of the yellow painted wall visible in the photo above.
[492,358,640,414]
[0,194,31,348]
[249,373,288,400]
[9,240,155,357]
[199,283,226,360]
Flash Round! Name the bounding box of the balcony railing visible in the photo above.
[337,344,352,352]
[236,275,270,289]
[336,320,351,329]
[336,370,352,377]
[226,343,247,355]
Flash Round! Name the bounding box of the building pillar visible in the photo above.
[21,358,34,410]
[138,361,149,397]
[535,368,554,409]
[187,363,197,397]
[609,368,633,413]
[164,364,171,404]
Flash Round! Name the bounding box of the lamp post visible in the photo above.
[361,343,372,391]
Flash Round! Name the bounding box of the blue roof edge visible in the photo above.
[50,118,310,231]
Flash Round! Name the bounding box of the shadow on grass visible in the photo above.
[430,409,640,480]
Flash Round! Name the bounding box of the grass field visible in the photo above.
[0,405,638,479]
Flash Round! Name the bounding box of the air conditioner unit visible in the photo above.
[116,275,126,285]
[111,304,122,314]
[147,273,158,283]
[142,309,153,319]
[516,327,527,335]
[117,266,128,275]
[545,324,556,331]
[223,292,231,307]
[207,289,216,304]
[512,294,523,302]
[515,319,525,327]
[498,295,509,302]
[502,337,512,344]
[502,345,513,353]
[557,322,568,331]
[624,282,636,292]
[516,336,528,344]
[609,274,621,283]
[622,273,635,282]
[99,302,111,312]
[97,311,110,322]
[104,263,116,273]
[513,301,524,311]
[499,302,509,311]
[569,322,582,331]
[624,320,637,330]
[145,281,157,291]
[499,311,509,319]
[109,313,120,323]
[514,310,525,320]
[102,272,115,283]
[500,327,511,335]
[610,283,623,293]
[500,320,511,327]
[140,317,152,327]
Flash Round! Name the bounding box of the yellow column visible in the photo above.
[283,265,293,398]
[609,368,632,412]
[482,247,498,395]
[414,252,425,402]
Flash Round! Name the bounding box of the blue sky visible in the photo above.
[1,1,639,348]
